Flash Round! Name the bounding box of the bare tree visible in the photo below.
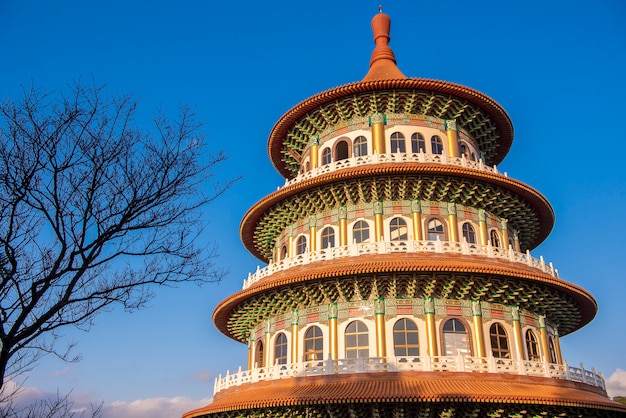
[0,385,103,418]
[0,82,235,394]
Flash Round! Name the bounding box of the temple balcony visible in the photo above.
[213,355,606,396]
[284,152,503,188]
[243,239,557,290]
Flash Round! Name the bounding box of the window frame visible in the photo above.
[345,320,370,359]
[353,136,368,157]
[393,318,420,357]
[352,220,371,244]
[411,132,426,154]
[431,135,444,155]
[390,132,406,153]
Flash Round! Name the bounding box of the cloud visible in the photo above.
[103,396,212,418]
[1,381,211,418]
[606,368,626,398]
[187,368,214,383]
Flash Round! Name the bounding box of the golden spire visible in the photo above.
[362,9,406,81]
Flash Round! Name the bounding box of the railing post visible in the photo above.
[564,360,570,380]
[517,358,525,375]
[543,361,551,377]
[488,356,497,373]
[454,355,463,371]
[580,362,587,384]
[423,355,432,371]
[435,237,443,253]
[526,249,532,267]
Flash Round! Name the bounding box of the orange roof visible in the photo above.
[183,371,625,417]
[213,253,598,340]
[266,13,514,178]
[239,163,555,261]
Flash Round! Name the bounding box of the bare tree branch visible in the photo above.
[0,81,237,391]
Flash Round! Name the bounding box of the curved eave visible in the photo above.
[240,163,554,262]
[183,372,623,417]
[268,78,514,178]
[213,254,597,340]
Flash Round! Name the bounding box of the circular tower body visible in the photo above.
[185,12,626,418]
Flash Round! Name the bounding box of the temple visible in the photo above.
[184,10,626,418]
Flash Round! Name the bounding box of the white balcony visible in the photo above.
[284,152,503,189]
[243,239,557,289]
[214,355,605,395]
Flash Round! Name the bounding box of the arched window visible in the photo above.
[411,132,425,153]
[471,152,477,161]
[275,333,288,365]
[427,218,445,241]
[390,217,408,241]
[548,337,558,363]
[255,340,264,368]
[354,136,368,157]
[303,326,324,361]
[321,227,335,249]
[305,161,311,172]
[280,245,287,260]
[345,320,369,358]
[442,319,470,356]
[322,148,332,165]
[490,323,510,359]
[490,230,501,248]
[352,220,370,244]
[391,132,406,153]
[459,142,471,159]
[296,235,307,255]
[336,140,349,161]
[525,330,540,361]
[393,318,419,357]
[431,135,443,155]
[461,223,476,244]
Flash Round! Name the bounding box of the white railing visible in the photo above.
[243,239,558,289]
[213,356,605,395]
[284,152,505,188]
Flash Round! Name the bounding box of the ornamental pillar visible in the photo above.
[501,219,510,248]
[478,209,488,247]
[554,327,563,364]
[472,300,486,358]
[447,202,459,243]
[374,201,384,242]
[329,303,338,360]
[310,137,319,169]
[445,119,460,158]
[539,315,551,362]
[513,230,521,252]
[512,306,524,360]
[374,298,387,357]
[339,206,348,246]
[264,319,271,367]
[370,113,386,154]
[424,297,438,356]
[291,310,299,364]
[411,199,423,241]
[247,332,254,370]
[287,225,294,258]
[309,215,317,252]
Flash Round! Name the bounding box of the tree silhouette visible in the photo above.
[0,82,235,394]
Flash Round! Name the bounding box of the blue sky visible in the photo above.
[1,1,625,416]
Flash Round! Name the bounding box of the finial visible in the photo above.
[362,10,406,81]
[379,5,383,13]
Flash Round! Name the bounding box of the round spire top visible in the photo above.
[362,8,406,81]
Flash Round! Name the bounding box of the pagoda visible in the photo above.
[184,10,626,418]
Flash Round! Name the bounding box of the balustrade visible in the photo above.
[213,355,605,395]
[243,239,558,289]
[284,152,505,188]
